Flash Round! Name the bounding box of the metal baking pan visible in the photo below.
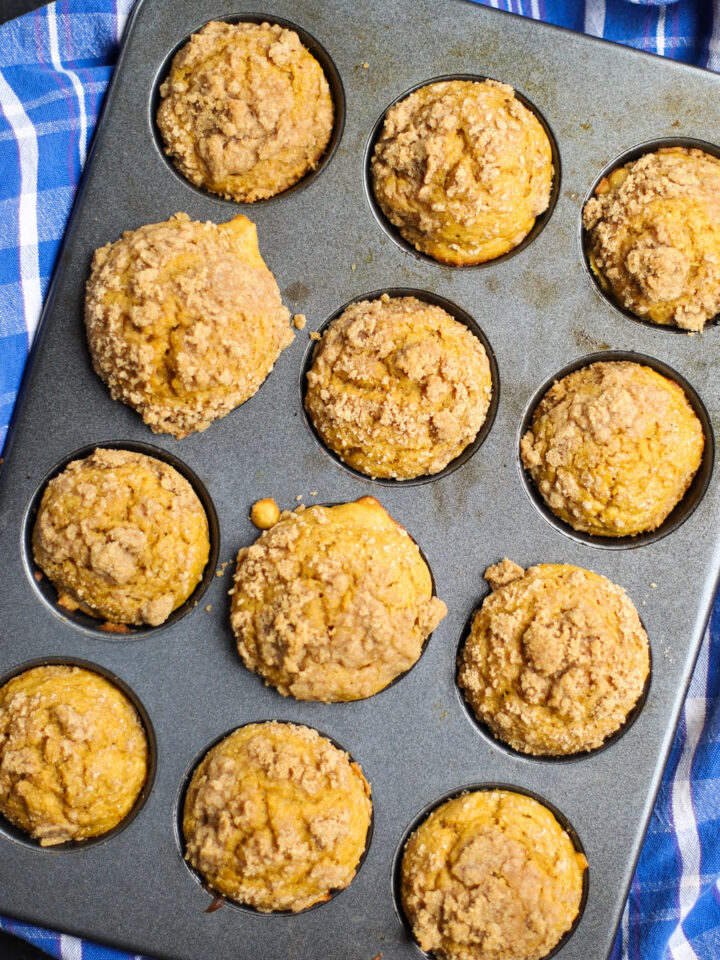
[1,1,718,958]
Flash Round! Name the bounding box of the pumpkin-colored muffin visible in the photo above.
[85,212,293,438]
[583,147,720,331]
[371,79,553,264]
[305,294,493,479]
[0,665,148,845]
[458,559,650,756]
[182,722,371,912]
[32,448,210,627]
[520,361,704,537]
[400,789,587,960]
[230,497,447,701]
[157,20,334,202]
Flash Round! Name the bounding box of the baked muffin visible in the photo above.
[400,789,587,960]
[0,665,148,846]
[520,360,704,537]
[157,20,334,202]
[230,496,447,701]
[32,448,210,627]
[305,294,493,479]
[85,212,293,438]
[458,559,650,756]
[371,79,553,265]
[182,722,372,912]
[583,147,720,331]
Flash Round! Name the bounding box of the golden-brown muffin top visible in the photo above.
[371,79,553,265]
[85,212,293,438]
[230,496,447,701]
[520,361,704,537]
[32,447,210,626]
[583,147,720,331]
[0,665,148,845]
[305,294,493,479]
[157,20,334,202]
[458,560,650,755]
[182,722,371,912]
[401,789,587,960]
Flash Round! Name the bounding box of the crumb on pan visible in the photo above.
[251,498,281,529]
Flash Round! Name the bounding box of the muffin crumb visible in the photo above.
[251,498,281,529]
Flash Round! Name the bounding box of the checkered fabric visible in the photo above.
[0,1,718,958]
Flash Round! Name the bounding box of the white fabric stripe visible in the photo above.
[621,899,630,960]
[59,933,83,960]
[707,0,720,73]
[530,0,540,19]
[657,7,666,58]
[584,0,606,38]
[0,70,41,343]
[667,632,710,960]
[47,3,88,166]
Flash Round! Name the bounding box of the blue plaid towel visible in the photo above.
[1,1,719,958]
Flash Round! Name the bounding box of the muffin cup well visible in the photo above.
[454,599,652,764]
[300,288,500,487]
[391,782,588,960]
[364,74,561,268]
[174,720,373,916]
[149,14,345,205]
[0,657,157,852]
[23,440,220,639]
[517,351,715,549]
[580,137,720,333]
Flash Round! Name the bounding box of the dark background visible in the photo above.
[1,0,46,21]
[1,1,105,955]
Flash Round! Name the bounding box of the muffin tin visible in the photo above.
[0,1,718,958]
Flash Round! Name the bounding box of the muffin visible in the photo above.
[182,722,372,912]
[85,212,293,438]
[32,448,210,627]
[458,559,650,756]
[400,789,587,960]
[371,79,553,265]
[0,665,148,846]
[230,496,447,701]
[157,20,334,202]
[520,360,704,537]
[305,294,493,479]
[583,147,720,331]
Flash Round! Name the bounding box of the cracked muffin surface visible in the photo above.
[85,212,293,438]
[401,789,587,960]
[583,147,720,331]
[32,448,210,627]
[305,294,492,479]
[157,20,334,202]
[370,79,553,265]
[0,665,148,846]
[458,560,650,756]
[230,496,447,701]
[182,722,371,912]
[520,360,704,537]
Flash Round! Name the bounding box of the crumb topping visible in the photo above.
[583,147,720,331]
[183,722,371,912]
[85,213,293,437]
[401,790,587,960]
[371,79,553,265]
[458,561,650,755]
[230,497,447,701]
[0,666,147,845]
[32,448,210,626]
[157,20,333,202]
[305,295,492,479]
[520,361,704,537]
